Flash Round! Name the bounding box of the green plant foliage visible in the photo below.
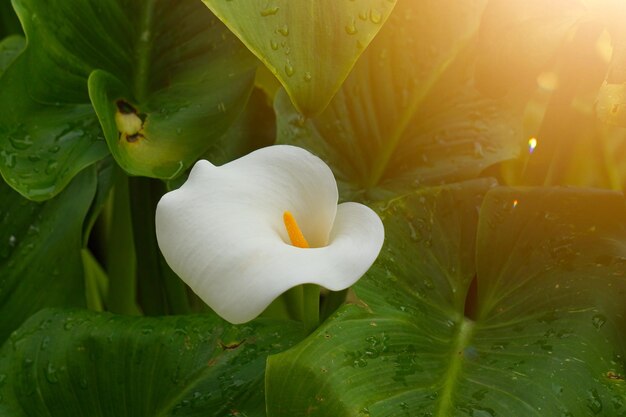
[0,168,96,345]
[266,182,626,415]
[0,34,22,72]
[202,0,397,116]
[276,0,521,197]
[205,88,277,166]
[0,0,22,38]
[0,309,305,416]
[0,0,257,201]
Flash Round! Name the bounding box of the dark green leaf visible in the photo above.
[0,0,256,201]
[276,0,521,196]
[0,34,23,74]
[0,0,22,37]
[267,182,626,416]
[205,88,276,166]
[0,168,96,344]
[0,309,305,416]
[202,0,397,116]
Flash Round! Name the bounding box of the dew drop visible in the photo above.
[369,9,383,24]
[345,20,358,35]
[9,135,33,150]
[45,362,59,384]
[592,314,607,329]
[586,388,603,414]
[277,24,289,36]
[45,160,58,175]
[285,61,295,77]
[260,6,279,16]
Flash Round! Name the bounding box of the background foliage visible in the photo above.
[1,0,625,416]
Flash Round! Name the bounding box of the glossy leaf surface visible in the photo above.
[0,0,256,200]
[0,168,95,344]
[202,0,396,116]
[276,0,521,196]
[267,182,626,416]
[0,309,304,416]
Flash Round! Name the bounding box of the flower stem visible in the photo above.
[106,173,140,315]
[129,177,191,315]
[302,284,320,333]
[320,288,348,321]
[283,286,304,322]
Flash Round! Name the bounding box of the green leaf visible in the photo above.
[0,0,256,201]
[202,0,397,116]
[0,168,96,344]
[0,35,23,74]
[0,0,22,37]
[276,0,521,195]
[0,309,305,416]
[267,182,626,415]
[205,87,276,166]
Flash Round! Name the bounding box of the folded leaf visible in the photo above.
[0,0,256,200]
[0,168,96,344]
[202,0,396,116]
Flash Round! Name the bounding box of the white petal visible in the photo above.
[157,145,366,323]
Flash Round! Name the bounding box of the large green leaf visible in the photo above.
[202,0,396,116]
[0,0,256,201]
[267,182,626,415]
[276,0,521,196]
[0,168,96,345]
[0,309,305,416]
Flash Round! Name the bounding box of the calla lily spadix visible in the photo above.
[155,145,384,324]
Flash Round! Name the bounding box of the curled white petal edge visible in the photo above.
[156,145,384,323]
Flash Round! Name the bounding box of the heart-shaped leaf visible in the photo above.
[0,0,257,201]
[202,0,397,116]
[276,0,521,196]
[0,168,96,345]
[267,182,626,415]
[0,309,305,416]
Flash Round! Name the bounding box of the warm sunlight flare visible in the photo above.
[528,137,538,154]
[155,145,384,324]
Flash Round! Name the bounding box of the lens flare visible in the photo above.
[528,137,538,154]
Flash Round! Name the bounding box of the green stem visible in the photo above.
[106,173,141,315]
[320,289,348,321]
[302,284,320,333]
[283,286,304,322]
[81,249,106,312]
[129,177,190,315]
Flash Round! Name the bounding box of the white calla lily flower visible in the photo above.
[155,145,384,324]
